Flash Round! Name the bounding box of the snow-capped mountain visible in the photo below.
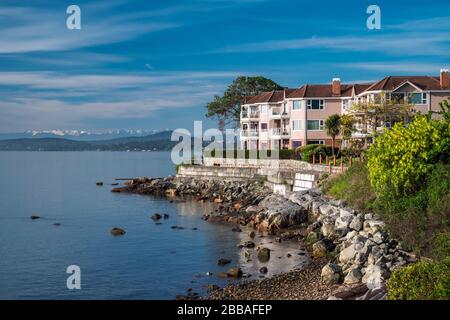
[0,129,167,141]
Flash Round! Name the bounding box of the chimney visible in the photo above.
[440,69,449,88]
[332,78,341,96]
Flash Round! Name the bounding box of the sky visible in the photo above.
[0,0,449,132]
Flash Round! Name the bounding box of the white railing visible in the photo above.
[241,129,259,137]
[271,128,281,136]
[249,111,260,118]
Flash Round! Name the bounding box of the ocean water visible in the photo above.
[0,151,308,299]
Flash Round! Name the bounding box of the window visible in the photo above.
[409,93,427,105]
[307,120,324,130]
[307,99,324,110]
[260,105,267,115]
[342,99,350,110]
[292,140,302,148]
[293,100,302,110]
[307,140,324,145]
[292,120,301,131]
[260,123,268,131]
[391,93,405,104]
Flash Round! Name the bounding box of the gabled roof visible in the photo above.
[365,76,442,92]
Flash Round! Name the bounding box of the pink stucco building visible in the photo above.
[240,69,450,150]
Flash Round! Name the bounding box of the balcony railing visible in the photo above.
[241,129,259,137]
[271,128,281,136]
[249,111,260,119]
[241,112,248,119]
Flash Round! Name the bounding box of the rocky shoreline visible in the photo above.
[113,176,417,300]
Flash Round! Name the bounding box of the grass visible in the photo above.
[322,161,376,211]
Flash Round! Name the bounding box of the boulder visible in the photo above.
[335,209,354,229]
[243,241,255,248]
[339,244,357,264]
[151,213,162,220]
[344,267,363,285]
[362,265,388,289]
[312,240,335,258]
[320,223,336,238]
[306,231,321,246]
[30,215,40,220]
[349,214,364,231]
[248,231,256,238]
[321,263,342,285]
[259,266,268,274]
[227,268,243,278]
[217,258,231,266]
[257,248,271,262]
[110,227,126,236]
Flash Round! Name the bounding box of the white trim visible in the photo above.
[391,80,423,92]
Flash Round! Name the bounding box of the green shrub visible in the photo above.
[387,260,450,300]
[433,231,450,261]
[367,114,450,198]
[296,144,338,162]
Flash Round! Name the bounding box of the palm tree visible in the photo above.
[325,114,342,156]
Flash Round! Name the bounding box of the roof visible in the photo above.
[244,89,295,104]
[365,76,444,91]
[287,83,374,98]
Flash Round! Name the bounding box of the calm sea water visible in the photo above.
[0,152,308,300]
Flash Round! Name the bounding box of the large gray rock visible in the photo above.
[362,265,389,289]
[321,263,342,285]
[344,267,363,285]
[339,244,357,264]
[312,239,335,258]
[257,194,308,229]
[335,209,354,229]
[349,214,364,231]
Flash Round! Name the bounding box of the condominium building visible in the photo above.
[240,69,450,150]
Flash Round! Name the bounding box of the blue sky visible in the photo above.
[0,0,449,132]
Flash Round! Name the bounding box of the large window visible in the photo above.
[409,93,427,105]
[292,140,302,148]
[390,93,405,104]
[260,123,268,131]
[293,100,302,110]
[292,120,301,131]
[307,120,324,130]
[307,99,324,110]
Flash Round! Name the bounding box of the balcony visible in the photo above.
[270,128,281,138]
[249,111,260,119]
[241,111,248,119]
[240,129,259,139]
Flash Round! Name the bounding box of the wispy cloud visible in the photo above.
[338,62,447,74]
[0,70,239,131]
[0,5,178,54]
[215,32,450,56]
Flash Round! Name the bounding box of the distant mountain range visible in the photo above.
[0,129,166,141]
[0,131,181,151]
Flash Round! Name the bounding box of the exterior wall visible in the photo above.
[306,98,341,141]
[430,92,450,113]
[289,99,307,148]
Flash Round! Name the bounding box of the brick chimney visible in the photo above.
[332,78,341,96]
[440,69,449,88]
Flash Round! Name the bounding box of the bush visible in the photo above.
[387,260,450,300]
[367,114,450,198]
[296,144,338,162]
